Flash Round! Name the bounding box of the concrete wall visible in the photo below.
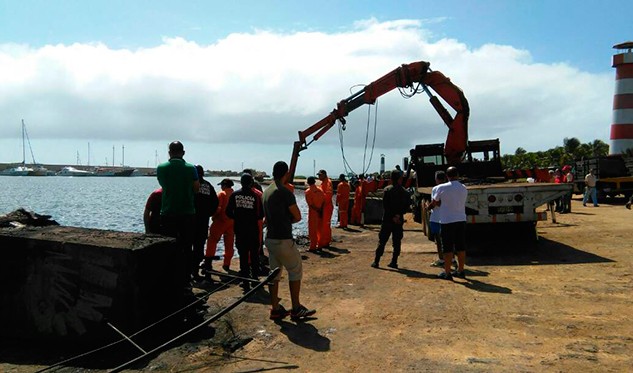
[0,226,182,341]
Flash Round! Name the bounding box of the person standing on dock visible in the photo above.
[428,166,468,280]
[143,188,162,234]
[204,179,235,275]
[192,165,219,281]
[305,176,325,252]
[583,168,599,207]
[336,174,351,229]
[317,169,333,247]
[226,173,264,292]
[562,165,574,213]
[156,141,200,286]
[243,168,267,274]
[263,161,316,321]
[426,171,450,268]
[371,169,410,269]
[350,174,365,225]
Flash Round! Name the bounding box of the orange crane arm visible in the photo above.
[288,60,469,181]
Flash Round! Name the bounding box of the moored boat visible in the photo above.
[57,166,96,177]
[93,167,135,177]
[0,165,33,176]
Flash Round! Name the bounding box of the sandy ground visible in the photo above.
[4,198,632,372]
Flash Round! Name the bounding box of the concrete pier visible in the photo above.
[0,226,182,341]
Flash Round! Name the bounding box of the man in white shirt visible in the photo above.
[427,166,468,280]
[583,168,598,207]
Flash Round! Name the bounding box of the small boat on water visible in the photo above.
[93,167,135,177]
[0,165,33,176]
[57,166,96,177]
[1,120,51,176]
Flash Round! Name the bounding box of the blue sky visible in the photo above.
[0,0,631,176]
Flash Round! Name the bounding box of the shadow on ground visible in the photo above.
[275,319,330,352]
[466,234,614,267]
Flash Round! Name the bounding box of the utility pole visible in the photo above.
[122,145,125,167]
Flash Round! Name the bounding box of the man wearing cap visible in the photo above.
[263,161,316,321]
[156,141,200,286]
[317,169,333,247]
[336,174,350,229]
[193,165,219,281]
[204,178,235,275]
[226,173,264,292]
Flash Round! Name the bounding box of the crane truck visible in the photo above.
[287,60,571,239]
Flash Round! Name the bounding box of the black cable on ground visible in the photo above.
[108,267,281,373]
[36,277,240,373]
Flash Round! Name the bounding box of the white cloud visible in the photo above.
[0,19,613,175]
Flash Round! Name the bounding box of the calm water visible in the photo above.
[0,176,334,253]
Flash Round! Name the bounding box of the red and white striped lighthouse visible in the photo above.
[610,41,633,154]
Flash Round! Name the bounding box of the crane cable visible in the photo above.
[338,86,379,176]
[338,79,424,177]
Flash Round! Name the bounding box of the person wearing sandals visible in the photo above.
[263,161,316,321]
[427,166,468,280]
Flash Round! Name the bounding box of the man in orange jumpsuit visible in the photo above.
[336,174,350,229]
[317,169,333,248]
[204,178,235,274]
[351,174,366,225]
[305,176,325,252]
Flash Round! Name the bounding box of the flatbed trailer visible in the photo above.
[411,139,572,240]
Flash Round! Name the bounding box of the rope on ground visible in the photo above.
[108,267,281,373]
[35,277,240,373]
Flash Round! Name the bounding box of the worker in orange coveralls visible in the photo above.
[317,169,333,248]
[351,174,366,225]
[203,178,235,274]
[336,173,350,229]
[305,176,325,252]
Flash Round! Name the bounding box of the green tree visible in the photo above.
[564,137,581,156]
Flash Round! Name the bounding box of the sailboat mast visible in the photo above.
[21,119,26,165]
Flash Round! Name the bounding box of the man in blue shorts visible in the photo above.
[427,171,448,267]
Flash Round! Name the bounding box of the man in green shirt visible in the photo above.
[157,141,200,285]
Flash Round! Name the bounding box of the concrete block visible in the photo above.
[0,226,182,341]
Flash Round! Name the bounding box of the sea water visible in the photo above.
[0,175,336,256]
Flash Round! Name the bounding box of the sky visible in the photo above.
[1,0,631,177]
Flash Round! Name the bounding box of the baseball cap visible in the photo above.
[218,178,234,187]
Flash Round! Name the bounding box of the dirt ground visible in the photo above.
[4,197,632,372]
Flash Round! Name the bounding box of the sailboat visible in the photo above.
[0,120,50,176]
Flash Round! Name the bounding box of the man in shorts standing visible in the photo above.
[428,166,468,280]
[426,171,451,268]
[263,161,316,321]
